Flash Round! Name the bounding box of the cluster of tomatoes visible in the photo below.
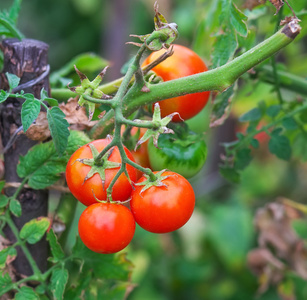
[65,139,196,254]
[65,45,210,254]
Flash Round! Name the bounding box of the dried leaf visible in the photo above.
[243,0,266,10]
[268,0,284,14]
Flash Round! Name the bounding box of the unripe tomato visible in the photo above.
[130,171,195,233]
[66,139,137,206]
[78,202,135,254]
[142,44,210,122]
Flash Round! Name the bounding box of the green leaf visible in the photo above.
[0,247,17,267]
[0,194,9,208]
[210,84,236,127]
[266,104,281,118]
[0,272,12,289]
[8,0,22,23]
[211,28,237,68]
[234,148,252,170]
[6,72,20,90]
[268,133,292,161]
[50,268,69,300]
[47,229,65,262]
[250,138,260,149]
[230,2,248,37]
[17,130,90,189]
[20,217,50,244]
[282,117,298,130]
[15,286,39,300]
[72,237,133,281]
[21,98,41,132]
[239,107,262,122]
[47,107,70,156]
[40,88,58,106]
[0,181,5,192]
[219,166,240,183]
[9,199,21,217]
[0,90,9,103]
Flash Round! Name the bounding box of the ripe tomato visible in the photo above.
[142,44,210,122]
[66,139,137,206]
[78,202,135,253]
[130,171,195,233]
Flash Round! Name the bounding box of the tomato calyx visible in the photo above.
[67,66,112,120]
[75,143,121,184]
[133,103,179,149]
[135,169,171,194]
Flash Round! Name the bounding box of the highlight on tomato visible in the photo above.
[142,44,210,122]
[65,139,137,206]
[130,171,195,234]
[78,202,135,254]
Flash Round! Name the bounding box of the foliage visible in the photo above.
[0,0,307,299]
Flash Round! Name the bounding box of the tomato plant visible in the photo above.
[78,202,135,254]
[130,171,195,233]
[147,126,207,178]
[142,44,210,122]
[66,139,137,206]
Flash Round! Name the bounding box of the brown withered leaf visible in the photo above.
[268,0,284,14]
[25,97,99,141]
[248,201,307,295]
[59,97,98,131]
[243,0,266,10]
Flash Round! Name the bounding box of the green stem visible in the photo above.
[255,65,307,96]
[0,18,24,40]
[89,21,301,138]
[5,211,42,278]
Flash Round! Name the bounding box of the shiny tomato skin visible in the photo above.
[142,44,210,122]
[78,202,135,254]
[130,171,195,233]
[66,139,137,206]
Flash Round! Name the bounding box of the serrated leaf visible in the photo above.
[6,72,20,90]
[0,90,9,103]
[0,194,9,208]
[47,229,65,262]
[17,130,90,189]
[9,0,22,23]
[50,268,68,300]
[234,148,252,170]
[21,98,41,132]
[9,199,21,217]
[15,286,39,300]
[269,134,292,161]
[47,107,70,156]
[0,272,12,289]
[267,104,281,118]
[239,108,262,122]
[219,166,240,183]
[20,217,50,244]
[0,247,17,266]
[230,2,248,37]
[72,237,133,281]
[210,84,236,127]
[212,29,237,68]
[282,117,298,130]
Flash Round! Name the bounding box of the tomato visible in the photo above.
[147,125,207,178]
[142,44,210,122]
[78,202,135,253]
[66,139,137,206]
[130,171,195,233]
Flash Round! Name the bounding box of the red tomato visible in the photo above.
[142,44,210,122]
[130,171,195,233]
[78,202,135,253]
[66,139,137,206]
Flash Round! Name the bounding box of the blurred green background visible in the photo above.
[1,0,307,299]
